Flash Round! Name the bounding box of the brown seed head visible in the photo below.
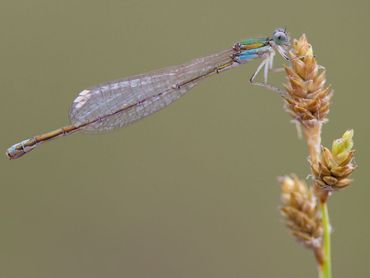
[283,34,333,126]
[311,130,356,192]
[279,175,323,251]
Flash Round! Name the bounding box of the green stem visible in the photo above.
[320,202,332,278]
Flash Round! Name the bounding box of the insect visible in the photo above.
[6,28,290,159]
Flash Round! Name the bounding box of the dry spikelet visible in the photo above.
[283,34,333,126]
[279,175,324,264]
[311,130,356,192]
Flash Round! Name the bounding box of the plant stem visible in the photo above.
[303,123,322,166]
[320,201,332,278]
[302,123,332,277]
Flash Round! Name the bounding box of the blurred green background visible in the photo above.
[1,0,368,277]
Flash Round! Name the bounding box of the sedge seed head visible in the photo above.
[283,34,333,127]
[279,175,323,249]
[311,130,357,191]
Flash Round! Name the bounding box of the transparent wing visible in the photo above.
[69,49,236,133]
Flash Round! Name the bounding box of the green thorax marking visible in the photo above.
[240,37,269,46]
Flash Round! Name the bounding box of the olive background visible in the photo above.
[1,1,369,277]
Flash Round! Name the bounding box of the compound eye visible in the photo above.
[274,31,288,45]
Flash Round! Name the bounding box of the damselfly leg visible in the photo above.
[249,52,287,97]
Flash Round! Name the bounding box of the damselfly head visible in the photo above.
[270,28,290,61]
[272,28,290,46]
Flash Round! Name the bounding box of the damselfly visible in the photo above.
[6,28,290,159]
